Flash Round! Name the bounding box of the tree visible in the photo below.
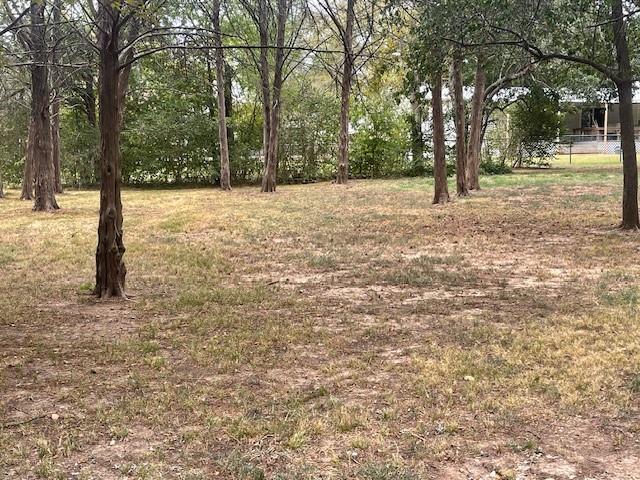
[2,0,59,208]
[203,0,231,190]
[510,85,563,167]
[336,0,354,184]
[350,90,410,177]
[29,1,58,211]
[89,0,238,296]
[93,2,127,297]
[315,0,377,183]
[409,0,534,192]
[406,0,453,202]
[236,0,289,192]
[431,68,449,204]
[610,0,638,229]
[478,0,640,228]
[212,0,231,190]
[464,55,534,190]
[449,49,467,196]
[318,0,356,184]
[89,1,147,297]
[261,0,290,192]
[466,55,485,191]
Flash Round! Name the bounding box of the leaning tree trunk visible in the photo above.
[94,6,126,298]
[213,0,231,190]
[336,0,355,184]
[612,0,639,229]
[432,71,449,205]
[30,2,59,212]
[467,57,486,191]
[450,51,468,196]
[20,120,35,200]
[261,0,288,193]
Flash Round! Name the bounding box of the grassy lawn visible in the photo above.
[1,165,640,479]
[552,154,624,170]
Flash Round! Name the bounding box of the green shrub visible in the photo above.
[480,157,512,175]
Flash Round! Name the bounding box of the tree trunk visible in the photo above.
[20,120,34,200]
[213,0,231,190]
[612,0,639,229]
[617,81,637,228]
[257,0,272,189]
[450,51,468,196]
[30,2,59,212]
[336,0,355,184]
[51,0,62,194]
[262,0,288,193]
[431,72,449,205]
[0,170,4,198]
[467,57,486,191]
[94,5,126,298]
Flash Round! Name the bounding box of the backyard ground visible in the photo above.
[1,155,639,479]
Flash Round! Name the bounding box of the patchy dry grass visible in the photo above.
[1,164,640,479]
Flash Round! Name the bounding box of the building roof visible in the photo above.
[561,83,640,104]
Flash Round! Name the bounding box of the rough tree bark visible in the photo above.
[431,71,449,205]
[336,0,355,184]
[450,51,468,196]
[261,0,288,192]
[51,0,62,193]
[30,2,58,212]
[20,120,34,200]
[467,57,486,191]
[611,0,639,229]
[94,4,126,298]
[213,0,231,190]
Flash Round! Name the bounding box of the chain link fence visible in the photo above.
[557,134,640,155]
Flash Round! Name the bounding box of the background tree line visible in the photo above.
[0,0,639,297]
[0,0,544,193]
